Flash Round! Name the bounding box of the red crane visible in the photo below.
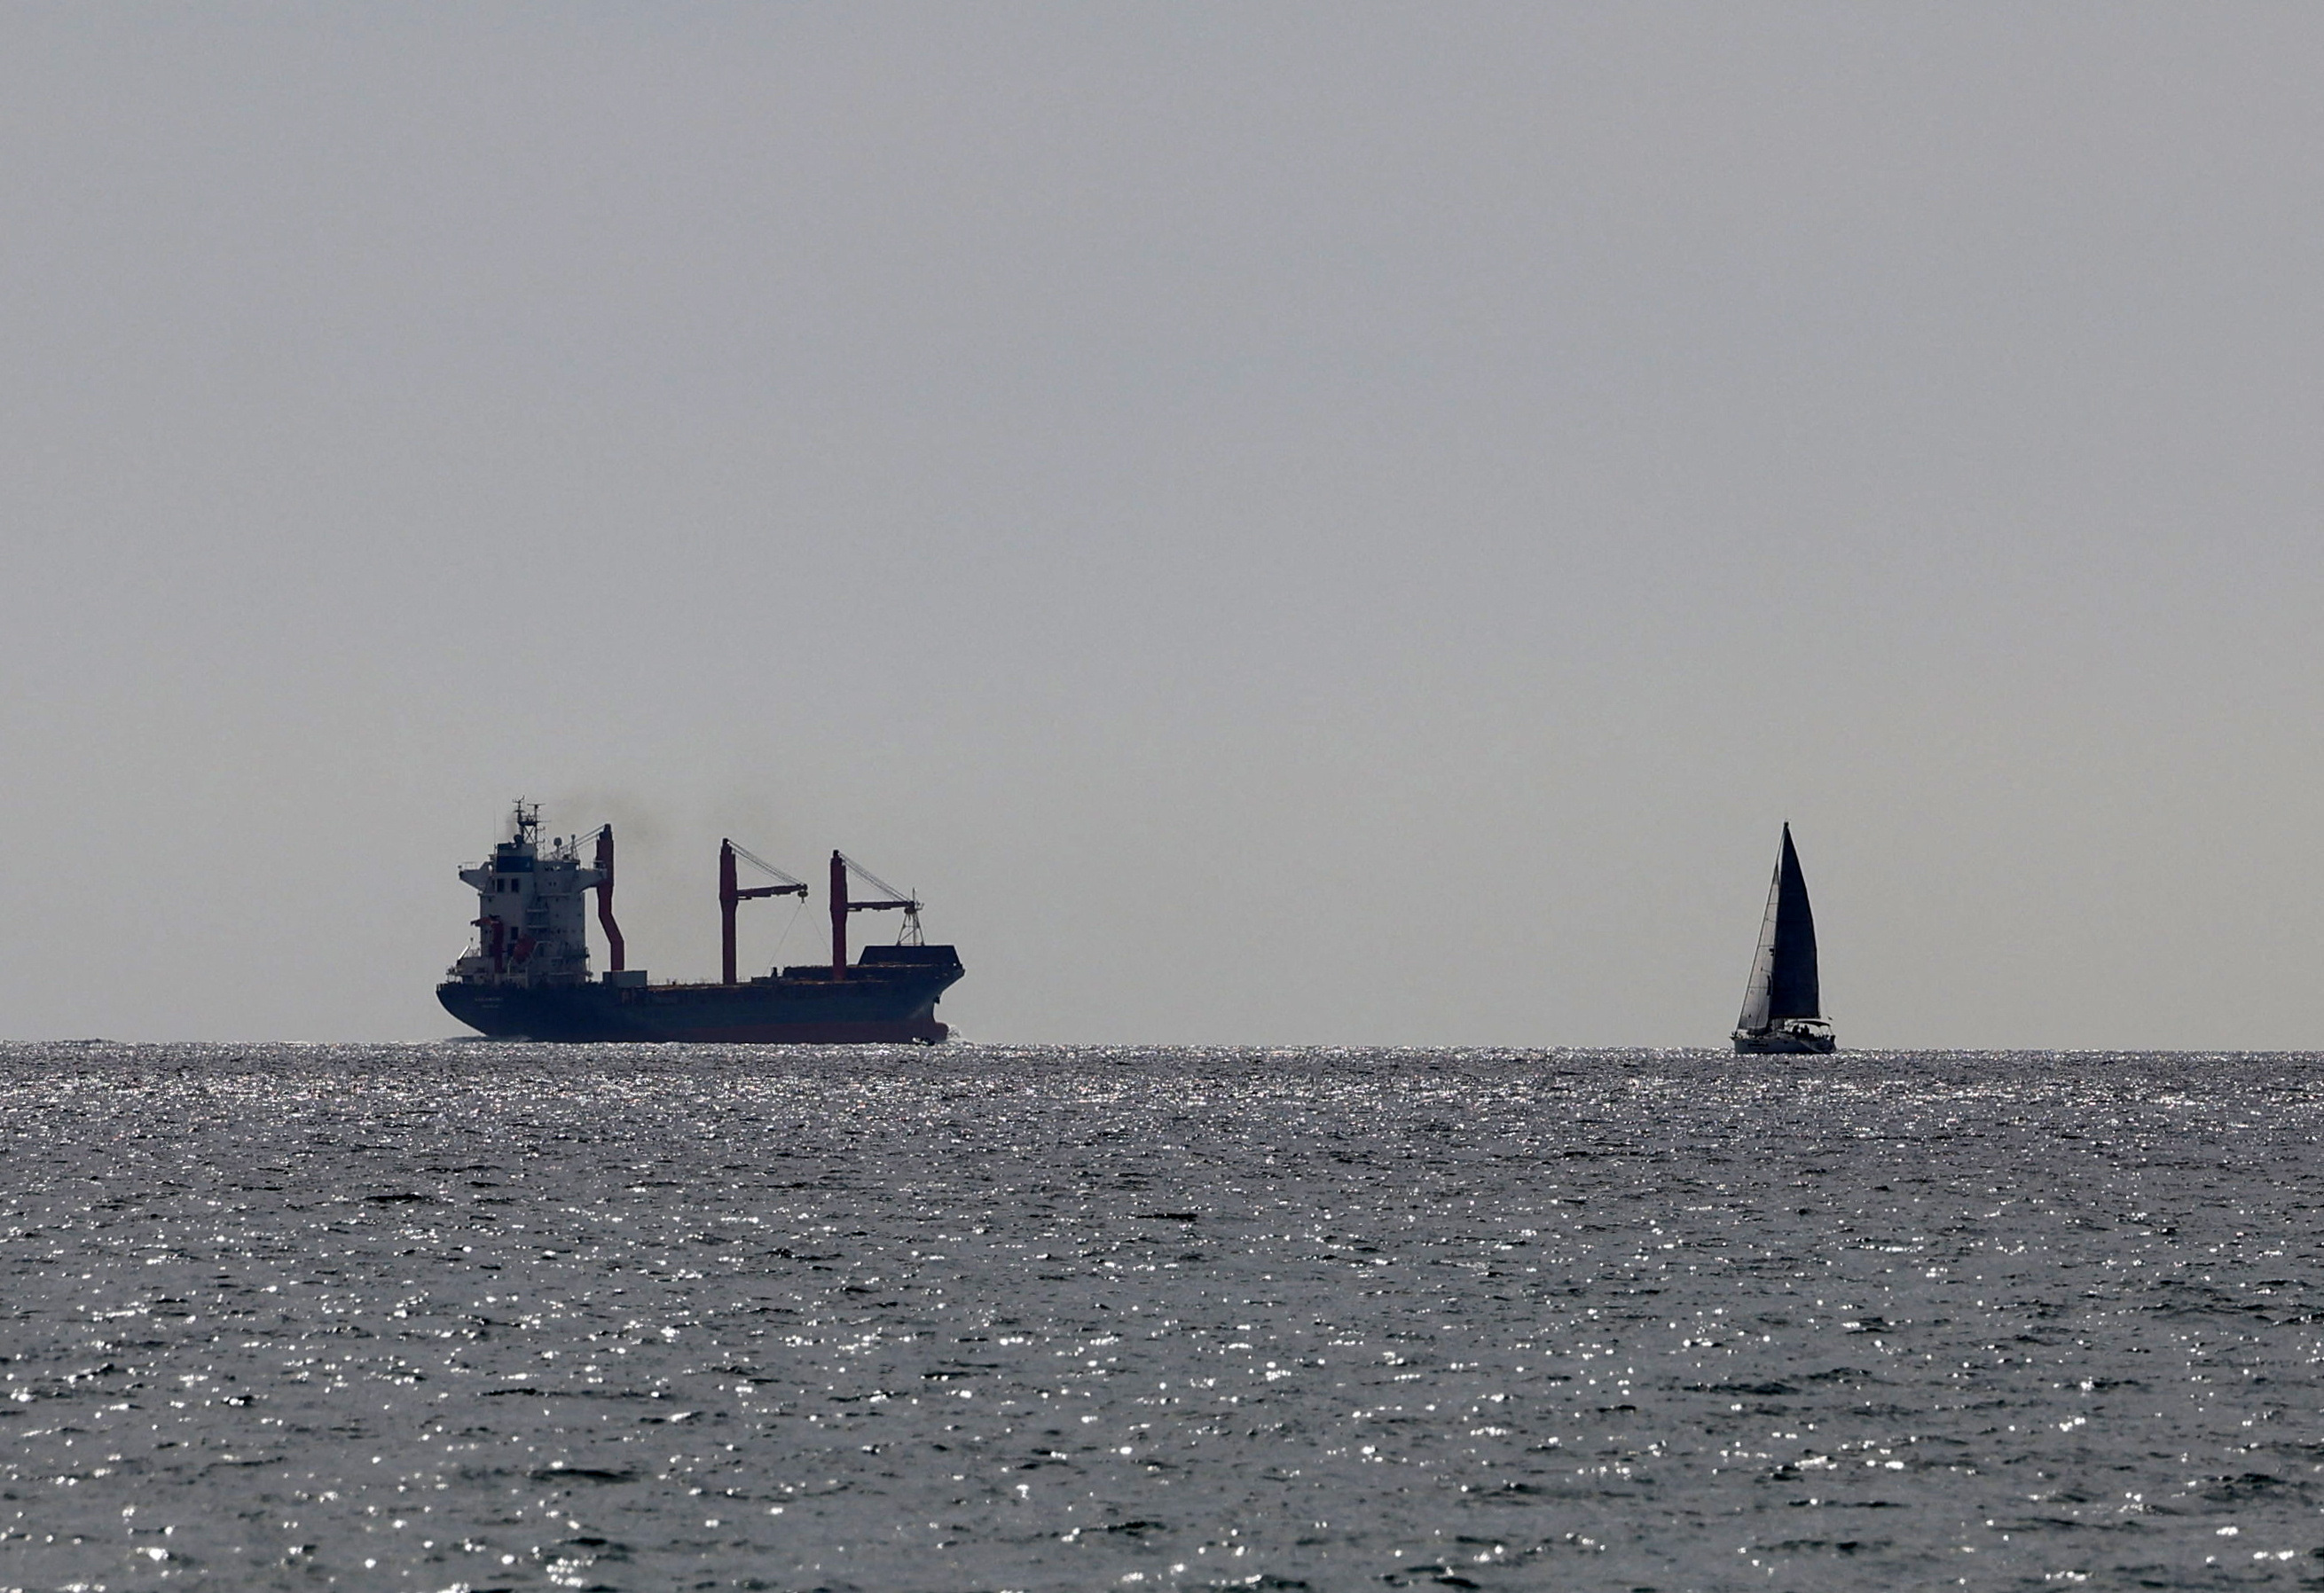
[828,851,920,979]
[719,839,808,985]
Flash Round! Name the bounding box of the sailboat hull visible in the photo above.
[1731,1024,1836,1055]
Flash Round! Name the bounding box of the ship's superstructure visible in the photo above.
[438,802,962,1043]
[448,803,606,989]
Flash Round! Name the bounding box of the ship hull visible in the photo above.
[438,960,960,1044]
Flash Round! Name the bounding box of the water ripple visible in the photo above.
[2,1044,2321,1589]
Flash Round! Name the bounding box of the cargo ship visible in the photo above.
[437,803,962,1042]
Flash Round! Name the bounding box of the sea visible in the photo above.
[4,1043,2322,1592]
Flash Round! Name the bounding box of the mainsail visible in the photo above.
[1737,824,1820,1031]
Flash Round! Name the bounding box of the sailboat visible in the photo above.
[1732,823,1836,1054]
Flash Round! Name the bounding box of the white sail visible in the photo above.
[1735,851,1783,1032]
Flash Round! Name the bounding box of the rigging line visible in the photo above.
[771,894,806,964]
[729,841,808,890]
[837,852,915,904]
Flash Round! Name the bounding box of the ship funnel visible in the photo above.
[594,827,624,974]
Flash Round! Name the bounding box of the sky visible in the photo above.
[3,4,2320,1048]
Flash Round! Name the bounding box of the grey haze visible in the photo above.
[1,5,2317,1048]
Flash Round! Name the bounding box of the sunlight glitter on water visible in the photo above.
[4,1043,2323,1589]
